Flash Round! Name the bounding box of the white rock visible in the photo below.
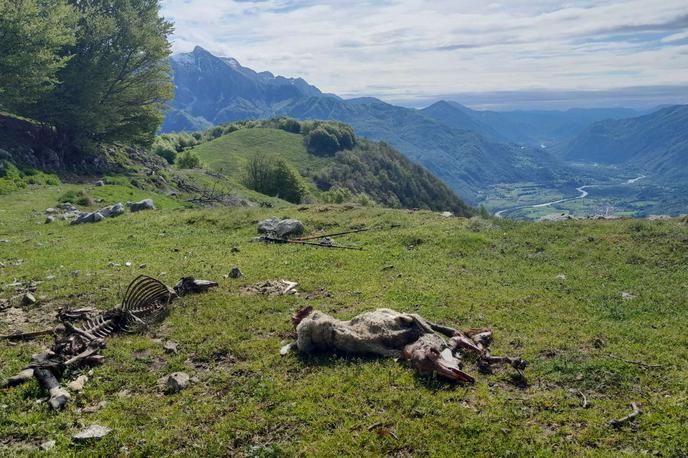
[73,425,112,441]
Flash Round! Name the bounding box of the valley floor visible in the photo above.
[1,185,687,456]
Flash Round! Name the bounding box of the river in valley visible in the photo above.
[494,175,646,218]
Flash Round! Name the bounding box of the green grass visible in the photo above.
[1,184,687,456]
[191,128,332,180]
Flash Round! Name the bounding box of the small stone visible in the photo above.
[124,261,132,267]
[228,267,242,278]
[621,291,636,300]
[21,292,37,306]
[556,274,566,280]
[230,246,240,253]
[40,440,56,451]
[82,400,107,413]
[159,372,190,394]
[45,208,57,214]
[441,211,453,217]
[163,340,178,354]
[95,180,105,187]
[70,270,80,277]
[73,425,111,441]
[67,374,88,392]
[0,239,9,244]
[45,215,55,224]
[139,263,146,269]
[108,261,120,267]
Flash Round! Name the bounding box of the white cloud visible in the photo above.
[161,0,688,104]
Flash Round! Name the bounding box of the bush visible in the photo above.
[303,121,356,156]
[58,190,91,206]
[305,127,340,156]
[276,117,301,134]
[176,151,201,169]
[242,156,305,204]
[152,137,177,164]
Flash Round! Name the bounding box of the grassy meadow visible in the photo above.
[1,183,687,456]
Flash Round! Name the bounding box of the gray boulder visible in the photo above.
[95,180,105,187]
[257,217,280,234]
[99,203,124,218]
[276,219,304,238]
[257,217,304,238]
[71,211,104,225]
[127,199,155,212]
[45,215,55,224]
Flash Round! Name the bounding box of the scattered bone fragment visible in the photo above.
[174,277,219,295]
[241,280,299,296]
[67,375,89,392]
[21,292,36,306]
[163,340,178,354]
[2,275,214,410]
[609,402,643,427]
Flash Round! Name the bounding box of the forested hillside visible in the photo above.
[169,118,474,215]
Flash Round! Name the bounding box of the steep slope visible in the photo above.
[188,123,473,215]
[279,97,565,202]
[163,46,327,132]
[561,105,688,181]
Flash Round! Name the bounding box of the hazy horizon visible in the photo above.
[163,0,688,110]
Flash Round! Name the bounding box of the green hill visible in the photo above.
[191,128,331,181]
[184,120,474,216]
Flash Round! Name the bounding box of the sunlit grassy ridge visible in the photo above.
[0,184,687,456]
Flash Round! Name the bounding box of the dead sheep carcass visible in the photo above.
[282,307,526,383]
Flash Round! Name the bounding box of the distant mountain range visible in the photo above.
[163,46,686,214]
[559,105,688,182]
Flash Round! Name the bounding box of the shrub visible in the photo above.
[152,137,177,164]
[305,127,340,156]
[176,151,201,169]
[277,117,301,134]
[242,156,305,204]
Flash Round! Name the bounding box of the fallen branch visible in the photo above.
[295,227,371,241]
[261,236,364,250]
[609,402,642,428]
[607,353,666,369]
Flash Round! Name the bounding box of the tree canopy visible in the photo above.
[0,0,77,113]
[0,0,173,146]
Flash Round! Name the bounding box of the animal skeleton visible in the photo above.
[282,307,527,383]
[1,275,216,410]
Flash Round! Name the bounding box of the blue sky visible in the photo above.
[161,0,688,109]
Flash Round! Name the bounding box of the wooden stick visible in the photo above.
[295,227,371,241]
[609,402,642,427]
